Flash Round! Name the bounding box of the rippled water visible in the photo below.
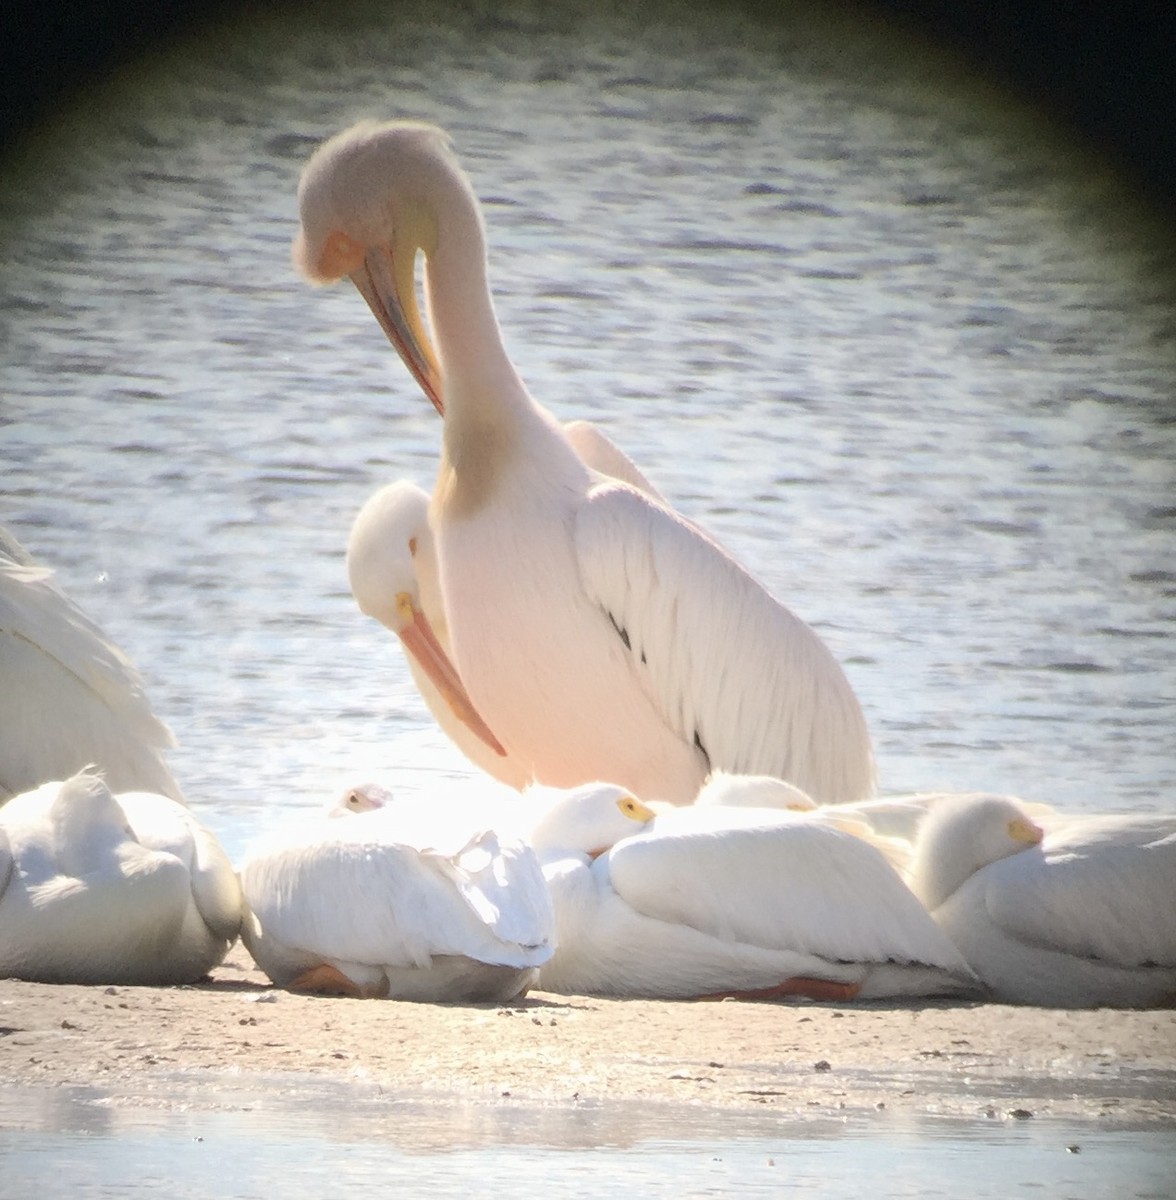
[2,0,1174,862]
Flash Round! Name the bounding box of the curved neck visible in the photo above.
[420,159,586,517]
[909,833,973,912]
[424,195,528,416]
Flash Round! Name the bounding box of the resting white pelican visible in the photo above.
[527,782,979,1000]
[695,773,1059,869]
[0,527,184,803]
[694,771,916,874]
[294,120,875,805]
[0,772,241,985]
[238,801,553,1001]
[909,793,1176,1008]
[694,771,817,812]
[330,781,395,815]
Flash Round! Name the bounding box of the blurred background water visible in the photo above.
[1,0,1174,862]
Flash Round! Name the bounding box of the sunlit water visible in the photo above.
[2,1076,1175,1199]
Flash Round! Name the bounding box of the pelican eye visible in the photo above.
[616,795,655,822]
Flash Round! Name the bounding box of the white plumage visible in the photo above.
[528,781,979,1000]
[294,119,874,806]
[238,801,554,1002]
[694,771,916,875]
[0,771,240,984]
[909,793,1176,1008]
[0,528,183,803]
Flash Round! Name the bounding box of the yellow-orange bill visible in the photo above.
[350,245,444,414]
[397,604,508,758]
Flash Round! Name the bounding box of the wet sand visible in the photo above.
[2,956,1174,1124]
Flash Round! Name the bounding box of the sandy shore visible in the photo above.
[2,955,1174,1126]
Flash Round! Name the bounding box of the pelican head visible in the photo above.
[293,120,479,415]
[345,478,507,758]
[528,782,657,860]
[695,771,817,811]
[909,792,1045,911]
[347,480,431,631]
[329,782,394,818]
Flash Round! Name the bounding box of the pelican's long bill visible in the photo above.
[393,592,506,756]
[351,246,444,414]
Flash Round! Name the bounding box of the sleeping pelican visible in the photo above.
[694,771,915,874]
[238,800,553,1001]
[696,773,1059,866]
[294,120,874,806]
[0,528,184,803]
[527,782,979,1000]
[0,771,241,985]
[330,780,395,815]
[910,793,1176,1008]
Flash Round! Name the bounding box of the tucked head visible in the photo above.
[695,771,817,811]
[346,480,432,630]
[910,792,1044,910]
[528,782,657,859]
[328,782,394,818]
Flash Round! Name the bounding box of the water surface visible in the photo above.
[2,1076,1175,1199]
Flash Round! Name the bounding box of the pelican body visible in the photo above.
[910,794,1176,1008]
[528,782,979,1001]
[347,441,659,789]
[0,528,183,803]
[239,802,553,1002]
[0,772,241,985]
[294,121,874,806]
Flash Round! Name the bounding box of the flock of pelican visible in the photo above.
[1,119,1173,1010]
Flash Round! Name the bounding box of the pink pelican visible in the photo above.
[345,423,663,788]
[294,120,874,805]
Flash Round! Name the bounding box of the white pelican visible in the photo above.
[238,801,553,1001]
[909,793,1176,1008]
[694,773,1059,869]
[694,771,818,812]
[330,780,395,815]
[0,527,184,803]
[294,120,875,805]
[0,771,241,985]
[694,771,916,875]
[527,782,979,1000]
